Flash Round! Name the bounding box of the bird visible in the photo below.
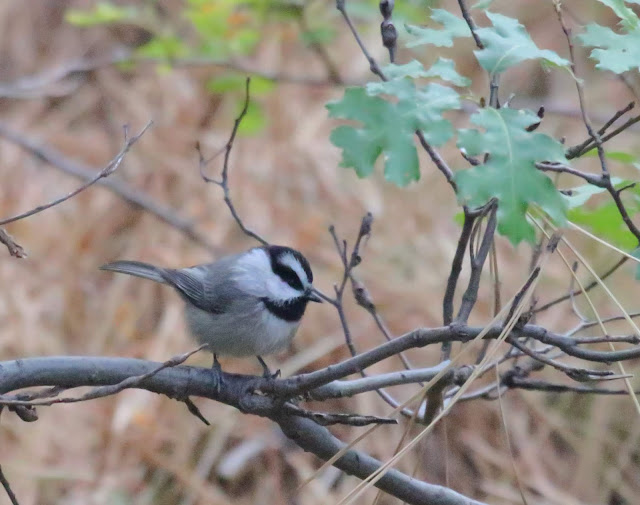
[100,245,322,377]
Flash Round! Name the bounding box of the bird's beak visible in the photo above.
[306,289,324,303]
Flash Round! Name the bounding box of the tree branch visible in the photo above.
[0,122,152,226]
[198,77,269,246]
[0,122,216,253]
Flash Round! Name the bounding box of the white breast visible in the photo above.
[184,302,300,357]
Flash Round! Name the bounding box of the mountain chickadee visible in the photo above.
[100,245,322,376]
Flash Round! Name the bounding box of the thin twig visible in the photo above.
[0,122,216,252]
[456,202,498,323]
[198,78,269,246]
[0,466,19,505]
[0,228,26,258]
[336,0,457,191]
[535,256,628,313]
[566,104,638,159]
[0,122,152,226]
[282,402,397,426]
[554,1,609,177]
[456,0,484,49]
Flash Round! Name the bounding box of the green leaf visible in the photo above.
[566,177,640,249]
[382,59,471,87]
[366,77,461,145]
[562,177,624,208]
[301,26,336,46]
[569,200,640,249]
[207,74,275,95]
[577,0,640,73]
[455,107,568,245]
[583,148,636,163]
[424,58,472,87]
[594,0,640,29]
[136,36,189,60]
[327,81,461,186]
[237,101,267,136]
[473,0,494,8]
[475,11,570,75]
[405,9,471,48]
[578,23,640,73]
[65,2,136,26]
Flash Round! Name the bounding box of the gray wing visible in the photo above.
[162,255,245,314]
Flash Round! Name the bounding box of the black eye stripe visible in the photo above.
[274,264,304,290]
[266,245,314,284]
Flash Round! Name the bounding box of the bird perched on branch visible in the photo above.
[100,245,322,377]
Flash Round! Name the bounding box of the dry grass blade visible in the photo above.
[335,237,558,505]
[532,215,640,416]
[495,364,529,505]
[568,221,640,264]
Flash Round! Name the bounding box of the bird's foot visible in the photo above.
[257,356,280,379]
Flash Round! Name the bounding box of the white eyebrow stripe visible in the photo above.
[279,252,310,286]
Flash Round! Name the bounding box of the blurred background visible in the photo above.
[1,1,640,504]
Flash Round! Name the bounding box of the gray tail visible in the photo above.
[100,260,167,284]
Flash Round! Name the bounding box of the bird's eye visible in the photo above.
[275,266,303,291]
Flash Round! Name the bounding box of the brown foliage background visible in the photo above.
[1,1,640,504]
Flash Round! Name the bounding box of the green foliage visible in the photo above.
[327,60,463,186]
[66,0,640,252]
[405,9,471,48]
[566,179,640,250]
[578,0,640,73]
[455,108,567,245]
[381,59,470,86]
[65,2,136,26]
[474,12,570,75]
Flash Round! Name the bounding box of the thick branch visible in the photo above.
[277,415,486,505]
[0,356,483,505]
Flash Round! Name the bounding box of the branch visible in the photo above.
[276,415,487,505]
[0,48,356,99]
[456,203,498,324]
[281,403,396,427]
[0,122,152,226]
[456,0,484,49]
[0,122,216,253]
[309,361,461,400]
[0,465,19,505]
[0,356,484,505]
[505,377,640,395]
[553,1,609,176]
[535,256,628,313]
[0,228,27,258]
[198,78,269,246]
[336,0,457,191]
[443,211,476,326]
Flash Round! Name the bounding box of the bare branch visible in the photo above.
[309,362,459,400]
[456,0,484,49]
[553,0,609,177]
[281,403,397,426]
[0,355,484,505]
[198,78,269,246]
[336,0,457,191]
[0,122,152,226]
[455,203,498,324]
[0,466,19,505]
[276,415,487,505]
[0,228,27,258]
[0,122,216,253]
[535,256,628,313]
